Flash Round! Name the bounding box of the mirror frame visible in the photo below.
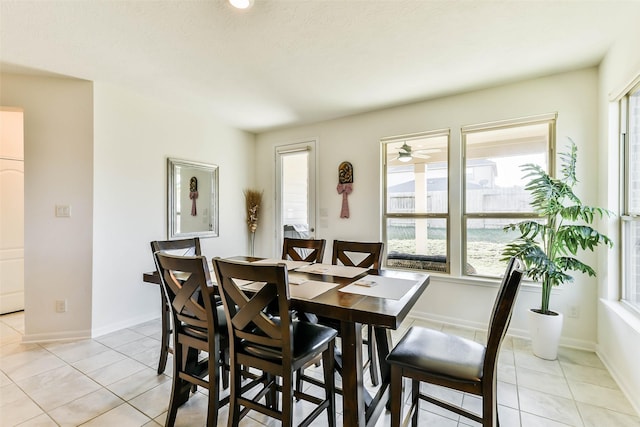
[167,158,219,239]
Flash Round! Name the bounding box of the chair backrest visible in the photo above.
[484,257,523,371]
[282,238,326,263]
[212,258,294,361]
[151,238,201,257]
[331,240,384,269]
[153,252,220,334]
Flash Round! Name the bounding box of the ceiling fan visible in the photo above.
[392,142,440,162]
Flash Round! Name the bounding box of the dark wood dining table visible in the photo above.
[143,257,429,427]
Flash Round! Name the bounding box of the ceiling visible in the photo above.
[1,0,639,133]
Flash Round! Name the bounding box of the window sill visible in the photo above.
[600,299,640,334]
[391,267,544,292]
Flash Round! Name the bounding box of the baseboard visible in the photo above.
[22,329,91,344]
[91,313,160,339]
[597,346,640,416]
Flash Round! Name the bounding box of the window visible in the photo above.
[621,83,640,312]
[383,131,450,273]
[462,116,555,277]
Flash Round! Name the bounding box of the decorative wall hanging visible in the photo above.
[336,161,353,218]
[189,176,199,216]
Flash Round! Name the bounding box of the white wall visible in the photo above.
[597,22,640,413]
[256,68,601,349]
[91,82,255,335]
[0,73,94,341]
[0,74,256,340]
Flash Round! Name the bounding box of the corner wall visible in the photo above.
[1,73,94,341]
[91,82,256,335]
[597,22,640,414]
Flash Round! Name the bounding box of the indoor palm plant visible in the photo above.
[501,140,612,360]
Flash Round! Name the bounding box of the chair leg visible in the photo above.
[228,361,242,427]
[166,344,192,427]
[221,347,230,390]
[389,365,402,427]
[205,364,220,427]
[482,381,498,427]
[367,325,380,386]
[158,292,171,374]
[411,379,420,427]
[322,344,336,427]
[282,371,294,427]
[294,367,303,400]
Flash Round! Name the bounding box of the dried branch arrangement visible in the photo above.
[244,189,263,234]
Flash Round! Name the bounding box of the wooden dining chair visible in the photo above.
[153,252,230,427]
[282,237,326,263]
[212,257,338,427]
[331,239,384,270]
[150,238,201,375]
[332,240,384,385]
[296,239,385,394]
[386,257,524,427]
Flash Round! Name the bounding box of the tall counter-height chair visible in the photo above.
[386,257,523,427]
[295,240,385,393]
[331,240,384,386]
[150,238,201,375]
[153,252,230,427]
[282,237,326,263]
[212,258,338,427]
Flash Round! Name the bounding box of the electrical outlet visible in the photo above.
[568,305,579,318]
[55,299,67,313]
[55,204,71,217]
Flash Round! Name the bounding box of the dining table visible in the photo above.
[143,256,430,427]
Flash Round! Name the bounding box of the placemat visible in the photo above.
[338,274,419,300]
[294,263,368,278]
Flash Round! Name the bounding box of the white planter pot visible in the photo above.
[528,309,564,360]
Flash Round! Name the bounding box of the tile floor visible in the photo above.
[1,311,639,426]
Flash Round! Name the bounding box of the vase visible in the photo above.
[528,309,564,360]
[249,231,255,257]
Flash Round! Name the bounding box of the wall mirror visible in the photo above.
[168,158,219,239]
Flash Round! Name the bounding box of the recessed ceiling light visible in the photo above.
[229,0,254,9]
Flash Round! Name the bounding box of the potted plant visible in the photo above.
[501,140,612,360]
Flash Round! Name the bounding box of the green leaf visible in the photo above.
[500,139,613,312]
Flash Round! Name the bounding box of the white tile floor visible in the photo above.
[1,311,639,426]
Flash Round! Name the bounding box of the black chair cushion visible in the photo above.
[387,326,485,382]
[243,320,338,362]
[181,306,228,341]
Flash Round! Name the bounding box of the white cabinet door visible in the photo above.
[0,157,24,314]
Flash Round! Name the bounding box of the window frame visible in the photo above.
[461,113,557,278]
[382,129,451,273]
[620,81,640,313]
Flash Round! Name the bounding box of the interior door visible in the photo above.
[275,140,317,255]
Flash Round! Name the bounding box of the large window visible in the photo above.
[621,83,640,312]
[382,115,555,277]
[383,131,450,273]
[463,115,555,277]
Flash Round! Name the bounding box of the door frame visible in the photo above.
[274,139,317,256]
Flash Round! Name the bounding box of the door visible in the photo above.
[275,140,317,254]
[0,108,25,314]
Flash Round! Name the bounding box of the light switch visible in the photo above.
[320,208,329,217]
[55,204,71,217]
